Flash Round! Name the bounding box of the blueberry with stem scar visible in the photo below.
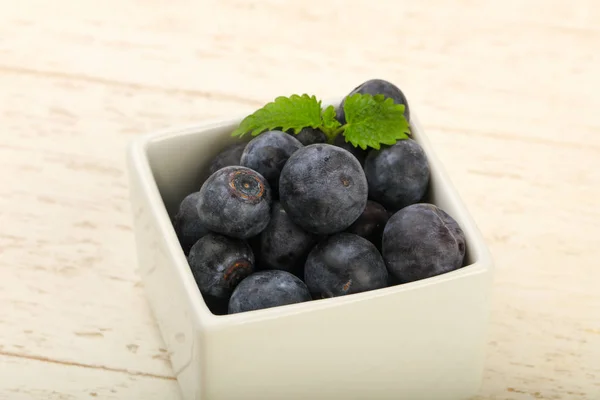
[188,233,255,311]
[197,166,272,239]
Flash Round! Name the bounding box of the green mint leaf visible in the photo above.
[321,105,342,133]
[232,94,322,137]
[342,93,410,150]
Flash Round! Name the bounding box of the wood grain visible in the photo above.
[0,354,179,400]
[1,0,599,399]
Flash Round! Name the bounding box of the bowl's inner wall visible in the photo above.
[144,121,478,269]
[146,124,251,217]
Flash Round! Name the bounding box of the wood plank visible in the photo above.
[0,70,239,378]
[0,354,179,400]
[0,0,599,399]
[1,0,599,145]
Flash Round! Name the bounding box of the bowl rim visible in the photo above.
[127,99,494,330]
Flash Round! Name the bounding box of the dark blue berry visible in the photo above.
[246,234,263,267]
[346,200,389,251]
[364,139,430,211]
[240,130,303,196]
[279,144,368,235]
[208,142,246,175]
[333,134,367,166]
[173,191,210,255]
[382,203,466,283]
[188,233,255,311]
[196,166,272,239]
[337,78,411,124]
[304,233,389,298]
[259,201,317,275]
[288,127,327,146]
[228,270,311,314]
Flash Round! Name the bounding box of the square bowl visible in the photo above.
[126,98,494,400]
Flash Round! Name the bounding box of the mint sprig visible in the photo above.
[232,93,410,150]
[342,94,409,150]
[320,105,342,133]
[232,94,322,137]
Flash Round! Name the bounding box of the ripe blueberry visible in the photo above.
[208,142,246,175]
[172,191,210,255]
[240,130,303,196]
[188,233,255,312]
[228,270,312,314]
[288,127,327,146]
[196,166,272,239]
[259,201,317,275]
[337,78,411,124]
[346,200,389,251]
[364,139,430,211]
[279,144,368,235]
[304,233,389,298]
[382,203,466,283]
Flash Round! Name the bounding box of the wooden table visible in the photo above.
[1,1,598,399]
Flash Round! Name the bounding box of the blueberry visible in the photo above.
[172,191,210,255]
[346,200,389,250]
[228,270,311,314]
[333,134,367,166]
[337,78,411,124]
[288,127,327,146]
[279,144,368,235]
[304,233,389,298]
[364,139,430,211]
[188,233,255,310]
[259,201,317,275]
[382,203,466,283]
[246,234,263,267]
[240,130,303,196]
[208,142,246,175]
[196,166,272,239]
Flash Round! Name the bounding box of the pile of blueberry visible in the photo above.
[173,79,467,315]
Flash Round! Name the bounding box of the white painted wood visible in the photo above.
[0,0,599,398]
[0,354,180,399]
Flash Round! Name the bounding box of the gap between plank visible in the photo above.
[0,350,176,381]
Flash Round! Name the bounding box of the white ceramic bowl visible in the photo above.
[126,99,494,400]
